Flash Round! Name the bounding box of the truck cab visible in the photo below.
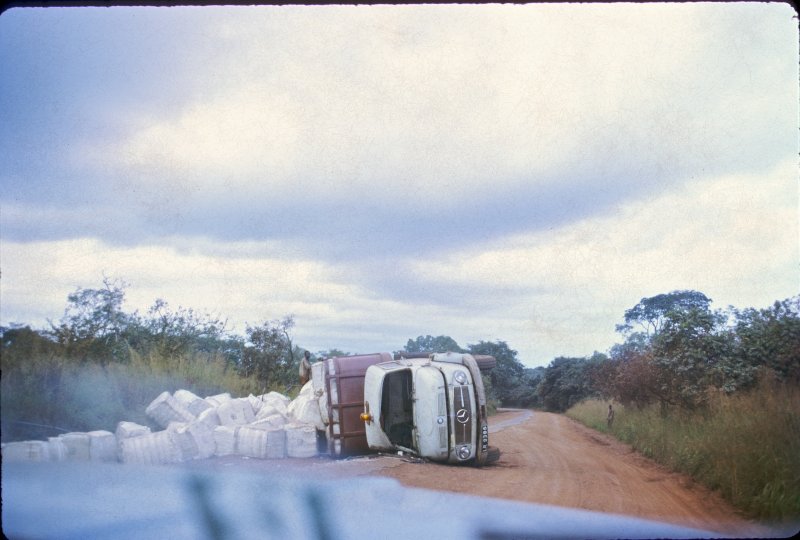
[361,352,491,465]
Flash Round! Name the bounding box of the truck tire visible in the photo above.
[474,355,496,371]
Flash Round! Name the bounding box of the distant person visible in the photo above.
[299,350,312,385]
[607,404,615,429]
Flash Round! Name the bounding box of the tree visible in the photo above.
[403,335,465,354]
[468,340,524,406]
[49,277,131,362]
[316,348,350,359]
[733,297,800,382]
[506,367,545,408]
[0,325,59,370]
[538,356,597,412]
[139,299,229,358]
[607,290,761,413]
[240,316,296,391]
[617,290,712,337]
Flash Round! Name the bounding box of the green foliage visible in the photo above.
[48,277,132,363]
[0,278,301,442]
[733,298,800,383]
[240,316,297,392]
[0,349,262,441]
[316,348,350,359]
[137,299,231,360]
[617,289,712,337]
[468,340,528,407]
[567,374,800,521]
[538,355,602,412]
[603,291,798,414]
[505,367,545,408]
[403,335,465,354]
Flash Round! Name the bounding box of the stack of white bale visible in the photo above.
[288,381,326,432]
[2,430,119,463]
[2,383,325,466]
[145,391,196,429]
[1,440,49,462]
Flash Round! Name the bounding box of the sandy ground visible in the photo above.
[178,409,785,537]
[374,410,778,537]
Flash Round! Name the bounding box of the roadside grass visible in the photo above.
[566,377,800,523]
[1,351,267,441]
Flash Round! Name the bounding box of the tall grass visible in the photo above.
[1,350,268,442]
[567,377,800,522]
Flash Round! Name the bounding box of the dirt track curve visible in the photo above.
[373,410,773,538]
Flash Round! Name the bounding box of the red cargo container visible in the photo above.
[323,352,393,457]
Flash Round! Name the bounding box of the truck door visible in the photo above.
[413,366,449,460]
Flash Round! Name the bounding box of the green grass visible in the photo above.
[1,350,268,441]
[567,378,800,523]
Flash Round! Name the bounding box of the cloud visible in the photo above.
[44,2,794,251]
[1,3,797,366]
[3,158,795,366]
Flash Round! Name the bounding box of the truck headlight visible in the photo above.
[454,370,468,385]
[457,445,471,460]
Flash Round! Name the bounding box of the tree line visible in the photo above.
[2,279,798,424]
[538,290,800,413]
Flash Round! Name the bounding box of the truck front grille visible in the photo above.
[453,386,472,445]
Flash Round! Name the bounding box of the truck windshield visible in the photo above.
[380,369,414,449]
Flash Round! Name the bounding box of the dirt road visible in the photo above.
[372,410,773,538]
[181,410,778,537]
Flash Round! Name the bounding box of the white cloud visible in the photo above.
[407,158,799,362]
[3,3,797,367]
[1,158,796,365]
[72,3,795,212]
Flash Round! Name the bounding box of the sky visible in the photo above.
[1,3,798,367]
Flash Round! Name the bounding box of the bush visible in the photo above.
[0,350,265,441]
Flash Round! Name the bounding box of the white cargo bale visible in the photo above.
[174,389,213,417]
[252,391,290,419]
[262,391,291,406]
[1,440,49,462]
[196,407,221,429]
[213,425,239,456]
[286,383,311,419]
[169,422,215,461]
[250,414,286,430]
[188,422,216,459]
[88,431,118,462]
[59,432,91,461]
[288,385,325,431]
[216,398,255,426]
[119,430,182,465]
[285,423,318,458]
[246,394,265,414]
[204,392,232,407]
[236,426,286,459]
[256,400,287,420]
[145,391,196,429]
[166,421,188,432]
[47,437,68,462]
[166,423,194,461]
[311,361,325,394]
[318,394,330,426]
[115,421,151,441]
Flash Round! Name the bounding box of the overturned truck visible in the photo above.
[313,351,498,466]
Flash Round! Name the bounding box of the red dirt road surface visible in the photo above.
[373,410,776,538]
[181,409,787,537]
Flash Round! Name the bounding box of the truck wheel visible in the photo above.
[474,355,496,371]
